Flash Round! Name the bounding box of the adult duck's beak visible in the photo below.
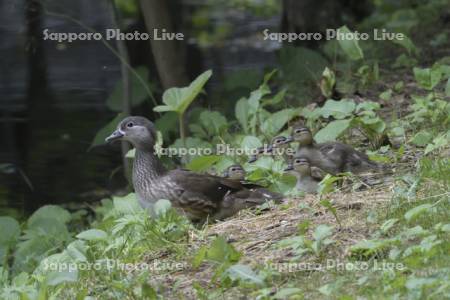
[284,164,294,172]
[105,129,124,143]
[284,136,294,143]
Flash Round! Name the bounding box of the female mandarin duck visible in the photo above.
[106,116,282,222]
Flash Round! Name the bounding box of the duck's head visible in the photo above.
[224,164,246,180]
[284,157,311,175]
[286,126,313,146]
[105,116,157,149]
[268,136,290,151]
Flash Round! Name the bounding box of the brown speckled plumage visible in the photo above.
[106,116,282,222]
[286,125,381,175]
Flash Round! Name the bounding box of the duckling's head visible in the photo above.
[286,126,313,146]
[105,116,157,149]
[224,164,246,180]
[269,136,290,150]
[284,157,311,175]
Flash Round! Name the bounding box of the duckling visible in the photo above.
[223,164,246,180]
[285,125,381,175]
[248,146,270,163]
[284,157,322,194]
[248,136,291,163]
[106,116,282,222]
[223,164,284,203]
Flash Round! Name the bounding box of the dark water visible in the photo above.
[0,99,125,218]
[0,0,124,217]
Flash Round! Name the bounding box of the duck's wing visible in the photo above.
[310,166,326,181]
[169,169,241,199]
[168,170,282,218]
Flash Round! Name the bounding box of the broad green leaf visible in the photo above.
[379,89,393,101]
[14,218,71,273]
[76,229,108,241]
[28,205,71,226]
[248,89,264,114]
[279,46,328,83]
[337,25,364,60]
[170,137,212,163]
[271,173,297,194]
[320,99,356,119]
[260,108,295,136]
[314,119,352,143]
[320,67,336,98]
[391,35,417,56]
[404,203,434,222]
[241,136,262,151]
[357,116,386,133]
[356,101,380,112]
[224,264,264,285]
[390,126,405,137]
[413,67,442,90]
[155,112,178,138]
[0,217,20,264]
[106,67,152,111]
[157,70,212,114]
[90,113,126,149]
[185,155,221,172]
[262,88,287,107]
[272,288,303,299]
[153,199,172,216]
[0,217,20,245]
[400,226,428,239]
[46,268,78,286]
[424,134,449,154]
[205,236,241,264]
[350,239,394,257]
[113,193,142,214]
[199,111,227,136]
[66,241,87,262]
[235,97,250,132]
[410,131,433,147]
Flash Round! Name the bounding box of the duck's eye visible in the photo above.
[295,159,301,164]
[230,168,236,172]
[126,122,134,128]
[295,129,302,133]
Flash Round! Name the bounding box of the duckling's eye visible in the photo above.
[295,129,302,134]
[230,168,236,171]
[295,159,301,164]
[126,122,134,128]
